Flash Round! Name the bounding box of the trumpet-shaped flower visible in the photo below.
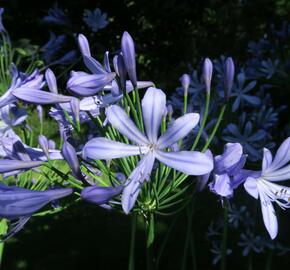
[244,137,290,239]
[83,87,213,213]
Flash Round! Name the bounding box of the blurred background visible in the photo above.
[1,0,290,269]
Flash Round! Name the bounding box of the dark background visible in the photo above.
[1,0,290,269]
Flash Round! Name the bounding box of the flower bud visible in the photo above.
[78,34,91,57]
[203,58,213,94]
[179,74,190,96]
[70,98,80,125]
[121,31,137,87]
[224,57,235,101]
[38,135,50,159]
[45,68,58,94]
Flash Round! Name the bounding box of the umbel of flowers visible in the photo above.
[0,8,289,268]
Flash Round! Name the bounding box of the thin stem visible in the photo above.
[128,213,137,270]
[0,241,4,267]
[202,104,226,152]
[183,93,188,115]
[220,201,229,270]
[191,92,210,151]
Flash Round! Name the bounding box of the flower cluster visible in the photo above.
[0,8,289,264]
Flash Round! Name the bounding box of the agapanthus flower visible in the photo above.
[244,137,290,239]
[0,67,45,109]
[203,58,213,93]
[209,143,247,197]
[0,104,27,128]
[83,8,109,32]
[83,87,213,213]
[42,5,70,27]
[231,72,260,112]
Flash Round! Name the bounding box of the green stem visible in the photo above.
[0,241,4,267]
[202,104,226,152]
[191,92,210,151]
[128,213,137,270]
[220,202,229,270]
[183,93,188,115]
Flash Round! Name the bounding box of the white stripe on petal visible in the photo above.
[155,150,213,175]
[263,164,290,181]
[83,137,148,160]
[142,87,166,143]
[106,105,149,145]
[157,113,200,149]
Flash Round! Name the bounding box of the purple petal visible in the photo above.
[121,31,137,87]
[0,185,73,219]
[122,153,155,214]
[0,160,43,173]
[263,164,290,181]
[214,143,243,174]
[78,34,91,56]
[141,87,166,143]
[12,88,73,104]
[81,185,123,205]
[83,137,148,160]
[266,137,290,172]
[196,149,213,192]
[259,189,278,239]
[262,148,273,171]
[157,113,200,149]
[106,105,149,145]
[83,55,107,74]
[209,174,233,197]
[155,150,213,175]
[61,141,83,180]
[38,135,50,159]
[45,68,58,94]
[67,72,115,97]
[203,58,213,93]
[244,177,258,199]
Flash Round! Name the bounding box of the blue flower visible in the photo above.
[231,71,260,112]
[42,5,70,27]
[83,8,109,32]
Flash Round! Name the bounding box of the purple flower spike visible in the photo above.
[121,31,137,87]
[45,68,58,94]
[0,159,43,173]
[78,34,91,57]
[203,58,213,94]
[67,71,116,97]
[0,184,73,219]
[81,185,123,205]
[61,141,83,180]
[224,57,235,101]
[38,135,50,159]
[12,88,73,105]
[179,74,190,96]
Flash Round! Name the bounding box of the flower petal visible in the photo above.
[0,160,43,173]
[209,174,233,197]
[157,113,200,149]
[122,153,155,214]
[83,137,148,160]
[106,105,149,145]
[81,185,123,205]
[263,164,290,181]
[141,87,166,143]
[214,143,243,174]
[12,88,73,104]
[83,55,107,74]
[155,150,213,175]
[262,148,273,172]
[244,177,258,199]
[267,137,290,172]
[78,34,91,57]
[259,189,278,239]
